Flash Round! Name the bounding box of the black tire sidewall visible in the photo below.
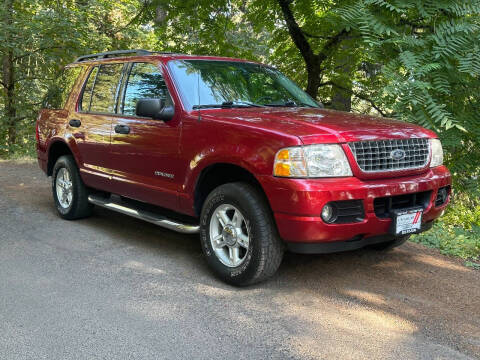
[200,184,270,285]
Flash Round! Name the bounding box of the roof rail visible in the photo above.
[74,49,166,62]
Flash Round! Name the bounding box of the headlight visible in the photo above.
[430,139,443,167]
[274,144,352,178]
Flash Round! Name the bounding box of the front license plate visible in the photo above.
[393,208,423,235]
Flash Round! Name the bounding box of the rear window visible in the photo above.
[43,66,83,109]
[80,63,124,113]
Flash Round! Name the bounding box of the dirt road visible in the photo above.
[1,160,479,359]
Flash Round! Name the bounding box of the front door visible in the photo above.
[108,62,181,210]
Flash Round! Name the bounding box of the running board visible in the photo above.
[88,195,200,234]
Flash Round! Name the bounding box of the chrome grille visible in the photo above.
[349,138,430,172]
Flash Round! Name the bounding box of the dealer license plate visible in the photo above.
[393,208,423,235]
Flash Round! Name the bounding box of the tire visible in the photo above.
[370,235,410,251]
[200,182,284,286]
[52,155,93,220]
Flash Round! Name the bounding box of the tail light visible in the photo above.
[35,115,40,142]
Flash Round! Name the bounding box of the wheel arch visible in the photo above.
[193,162,271,217]
[47,140,75,176]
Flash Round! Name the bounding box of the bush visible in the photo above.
[412,194,480,267]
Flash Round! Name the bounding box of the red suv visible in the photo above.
[36,50,451,285]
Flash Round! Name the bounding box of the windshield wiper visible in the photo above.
[192,101,265,110]
[223,101,264,107]
[264,100,316,108]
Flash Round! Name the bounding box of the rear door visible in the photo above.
[108,61,182,210]
[73,63,125,190]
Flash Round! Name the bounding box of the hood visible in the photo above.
[197,107,436,144]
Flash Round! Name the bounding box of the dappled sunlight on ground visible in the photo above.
[342,288,388,306]
[412,253,469,272]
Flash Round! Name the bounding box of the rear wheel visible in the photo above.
[200,182,284,286]
[52,155,93,220]
[371,235,410,251]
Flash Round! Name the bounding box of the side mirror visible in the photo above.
[136,98,175,122]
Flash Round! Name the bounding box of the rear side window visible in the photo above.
[80,66,98,111]
[122,62,169,115]
[81,63,124,113]
[43,66,83,109]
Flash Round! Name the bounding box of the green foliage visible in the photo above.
[412,195,480,265]
[465,261,480,270]
[144,0,269,60]
[0,0,156,157]
[331,0,480,193]
[412,224,480,264]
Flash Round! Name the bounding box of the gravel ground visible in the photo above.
[0,160,479,360]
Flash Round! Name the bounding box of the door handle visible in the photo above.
[114,124,130,134]
[69,119,81,128]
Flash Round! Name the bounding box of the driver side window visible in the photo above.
[121,62,170,116]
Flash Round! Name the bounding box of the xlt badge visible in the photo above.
[154,171,174,179]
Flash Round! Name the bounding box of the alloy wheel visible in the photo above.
[55,167,73,209]
[209,204,250,267]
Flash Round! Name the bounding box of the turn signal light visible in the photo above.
[274,163,291,177]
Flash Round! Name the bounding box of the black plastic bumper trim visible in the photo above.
[286,221,434,254]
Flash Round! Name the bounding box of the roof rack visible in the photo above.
[74,49,171,62]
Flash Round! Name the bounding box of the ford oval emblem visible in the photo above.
[390,149,406,161]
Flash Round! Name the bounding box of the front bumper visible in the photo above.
[286,221,433,254]
[257,165,451,245]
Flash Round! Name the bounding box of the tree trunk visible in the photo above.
[277,0,320,99]
[330,43,353,112]
[277,0,350,102]
[2,51,16,146]
[2,0,16,146]
[306,66,321,99]
[331,86,351,112]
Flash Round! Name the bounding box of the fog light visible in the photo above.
[435,186,449,207]
[321,203,336,223]
[439,188,447,198]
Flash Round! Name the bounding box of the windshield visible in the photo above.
[168,60,320,110]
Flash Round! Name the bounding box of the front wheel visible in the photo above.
[52,155,93,220]
[200,182,284,286]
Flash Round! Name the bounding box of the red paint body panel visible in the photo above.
[36,53,452,246]
[258,165,451,242]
